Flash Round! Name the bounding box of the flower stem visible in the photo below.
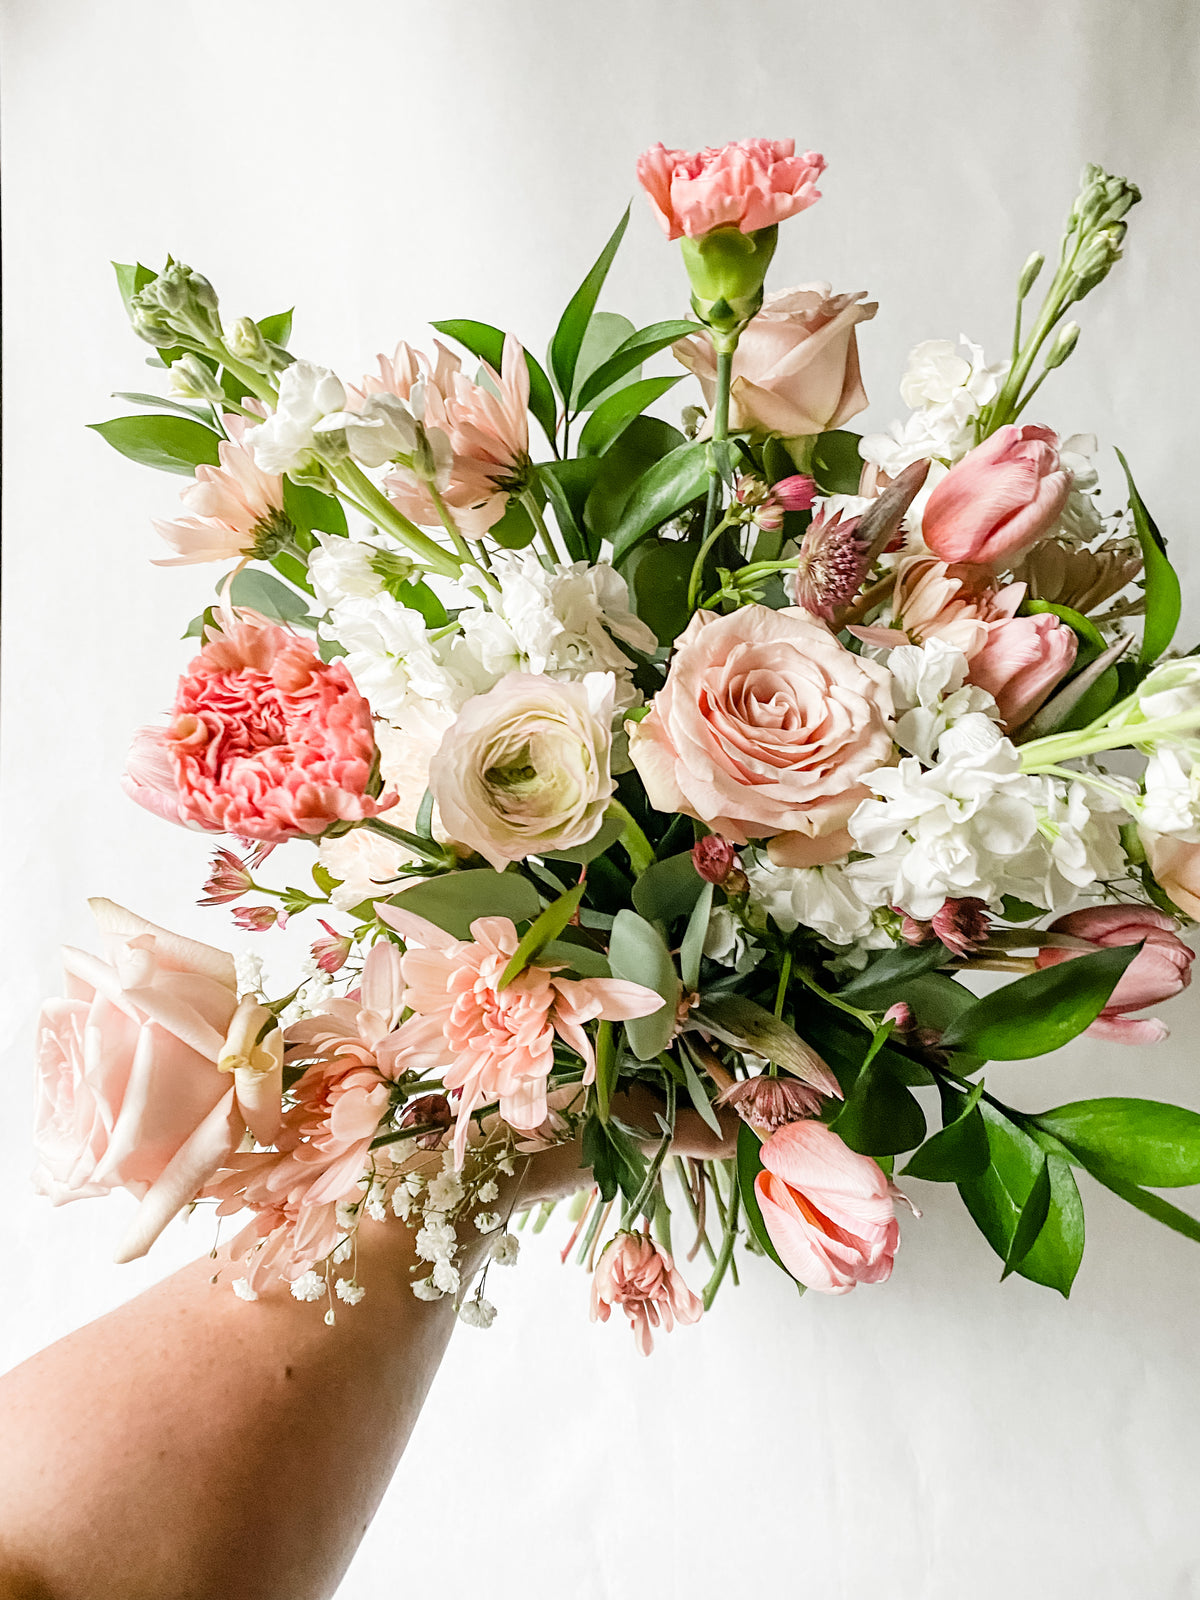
[428,484,498,587]
[702,1163,740,1310]
[608,801,655,877]
[700,343,735,546]
[686,512,734,612]
[522,490,567,566]
[330,458,462,579]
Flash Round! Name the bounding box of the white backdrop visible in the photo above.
[5,2,1200,1595]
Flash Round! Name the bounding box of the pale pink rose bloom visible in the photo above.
[152,414,284,567]
[1035,905,1194,1044]
[636,139,826,240]
[590,1231,703,1356]
[674,285,876,437]
[1143,830,1200,921]
[125,613,395,844]
[32,900,281,1264]
[922,424,1072,568]
[359,336,530,538]
[967,609,1077,730]
[628,606,893,869]
[378,910,661,1167]
[755,1120,901,1294]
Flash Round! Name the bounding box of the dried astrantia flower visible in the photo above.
[716,1072,825,1131]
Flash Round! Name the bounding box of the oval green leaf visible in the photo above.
[88,414,222,476]
[1033,1097,1200,1187]
[939,943,1140,1060]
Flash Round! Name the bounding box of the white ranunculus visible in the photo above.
[428,671,616,869]
[886,638,1000,763]
[246,361,347,475]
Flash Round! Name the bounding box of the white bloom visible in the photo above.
[900,337,1006,411]
[290,1270,326,1302]
[887,638,1001,763]
[365,1192,388,1223]
[863,337,1007,482]
[474,1211,502,1233]
[497,1156,516,1177]
[458,1295,497,1329]
[491,1232,520,1266]
[1057,433,1104,542]
[329,393,422,469]
[411,1276,443,1301]
[247,361,347,474]
[745,852,884,947]
[426,1168,465,1212]
[415,1214,457,1263]
[431,1258,461,1295]
[331,1239,353,1265]
[231,1277,258,1301]
[233,950,264,999]
[1130,658,1200,723]
[335,1278,366,1306]
[476,1179,499,1204]
[1142,747,1200,840]
[392,1184,416,1221]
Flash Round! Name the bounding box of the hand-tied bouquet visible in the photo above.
[35,138,1200,1351]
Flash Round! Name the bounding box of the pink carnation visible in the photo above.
[124,614,394,844]
[590,1232,703,1356]
[636,138,826,241]
[379,909,662,1167]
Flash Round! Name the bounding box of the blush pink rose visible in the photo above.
[1035,905,1194,1044]
[1143,831,1200,921]
[922,424,1072,568]
[674,285,877,437]
[966,609,1078,730]
[125,613,394,844]
[755,1120,901,1294]
[636,139,826,240]
[590,1231,703,1356]
[628,606,894,868]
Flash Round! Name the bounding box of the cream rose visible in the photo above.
[674,283,877,438]
[428,671,616,869]
[628,607,893,867]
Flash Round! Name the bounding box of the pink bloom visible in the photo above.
[966,609,1078,730]
[590,1232,703,1356]
[152,414,285,567]
[1143,831,1200,921]
[359,337,530,539]
[125,614,394,844]
[888,556,1023,659]
[199,846,256,906]
[310,920,353,974]
[231,904,287,932]
[900,897,991,957]
[774,474,817,511]
[675,285,876,437]
[922,424,1072,568]
[378,910,661,1167]
[715,1073,825,1131]
[692,835,739,886]
[792,507,873,622]
[628,606,894,868]
[636,139,826,241]
[1035,905,1194,1044]
[755,1120,902,1294]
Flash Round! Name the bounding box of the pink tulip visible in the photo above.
[590,1232,703,1355]
[1035,905,1194,1043]
[922,424,1072,568]
[636,139,826,241]
[755,1120,901,1293]
[966,609,1078,730]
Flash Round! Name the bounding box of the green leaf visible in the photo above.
[1033,1098,1200,1187]
[568,312,636,409]
[584,416,687,545]
[88,414,222,476]
[578,375,684,457]
[110,391,212,422]
[537,459,597,562]
[539,810,625,865]
[382,577,448,629]
[830,1022,927,1157]
[257,309,293,347]
[549,208,630,407]
[607,909,679,1061]
[678,1039,723,1136]
[594,1020,617,1122]
[959,1102,1049,1273]
[610,440,710,565]
[632,851,704,924]
[576,319,697,411]
[939,943,1141,1060]
[311,863,341,897]
[1018,1156,1085,1295]
[835,941,949,1004]
[497,882,586,991]
[1082,1167,1200,1245]
[810,430,864,495]
[1000,1156,1053,1279]
[385,869,540,940]
[229,567,314,625]
[113,260,156,315]
[540,936,611,979]
[680,882,714,992]
[625,535,702,648]
[902,1081,990,1182]
[1115,448,1180,665]
[283,477,347,539]
[431,318,558,448]
[735,1122,790,1275]
[487,495,540,551]
[582,1113,647,1204]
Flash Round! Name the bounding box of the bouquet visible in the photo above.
[35,137,1200,1352]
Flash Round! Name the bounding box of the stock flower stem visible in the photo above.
[521,490,567,567]
[331,459,462,579]
[702,1170,740,1310]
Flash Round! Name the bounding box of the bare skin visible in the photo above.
[0,1104,733,1600]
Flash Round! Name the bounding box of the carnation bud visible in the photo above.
[692,834,738,885]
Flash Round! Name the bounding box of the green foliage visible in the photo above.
[283,477,347,539]
[575,319,697,411]
[384,870,540,940]
[578,376,684,457]
[835,942,949,1004]
[631,850,704,924]
[830,1022,927,1157]
[678,1039,723,1135]
[89,414,222,475]
[692,994,828,1082]
[1033,1098,1200,1187]
[583,416,687,547]
[538,458,599,561]
[568,312,636,409]
[1116,448,1181,666]
[939,943,1140,1059]
[609,439,710,565]
[902,1081,990,1182]
[680,883,714,992]
[431,317,558,447]
[486,495,539,551]
[256,308,293,347]
[735,1122,790,1274]
[582,1114,648,1205]
[549,208,630,406]
[497,883,586,991]
[607,910,679,1061]
[810,430,863,494]
[625,535,703,647]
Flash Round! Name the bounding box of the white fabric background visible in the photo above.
[4,2,1200,1594]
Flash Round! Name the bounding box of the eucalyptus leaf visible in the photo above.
[608,909,679,1061]
[431,318,558,448]
[228,568,315,626]
[549,208,630,406]
[679,1038,723,1136]
[631,851,704,924]
[384,869,540,940]
[575,319,697,410]
[283,477,347,539]
[680,882,714,992]
[940,943,1140,1060]
[1116,448,1181,666]
[89,414,222,476]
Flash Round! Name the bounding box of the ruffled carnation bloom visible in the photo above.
[153,414,286,568]
[921,424,1072,568]
[429,671,616,870]
[124,613,395,844]
[589,1231,703,1356]
[1034,905,1194,1044]
[636,139,825,240]
[674,285,876,437]
[378,910,662,1167]
[628,606,894,869]
[755,1120,902,1294]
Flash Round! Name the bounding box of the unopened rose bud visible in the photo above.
[400,1093,452,1150]
[692,834,738,885]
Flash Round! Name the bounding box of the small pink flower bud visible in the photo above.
[310,919,353,974]
[898,913,934,946]
[692,835,738,885]
[773,473,816,512]
[400,1093,453,1150]
[883,1002,914,1033]
[931,897,991,958]
[590,1231,703,1356]
[231,904,287,932]
[199,847,256,907]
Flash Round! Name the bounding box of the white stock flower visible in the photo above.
[887,638,1001,763]
[899,338,1006,411]
[458,1296,497,1329]
[247,361,347,474]
[1141,747,1200,841]
[1057,433,1104,542]
[744,852,886,948]
[1130,658,1200,723]
[863,337,1007,480]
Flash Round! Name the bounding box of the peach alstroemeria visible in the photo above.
[153,414,288,568]
[378,909,662,1167]
[590,1231,703,1356]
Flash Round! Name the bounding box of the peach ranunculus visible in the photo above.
[1143,830,1200,921]
[628,606,894,868]
[1034,905,1194,1044]
[636,139,826,241]
[590,1231,703,1356]
[378,910,662,1167]
[353,336,531,539]
[428,671,616,870]
[755,1120,902,1294]
[152,414,286,568]
[921,424,1072,568]
[674,285,877,438]
[33,900,284,1261]
[124,613,395,844]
